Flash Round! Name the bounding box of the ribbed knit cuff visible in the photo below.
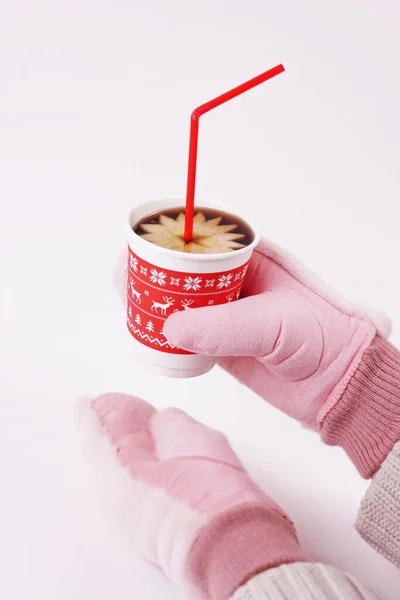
[321,336,400,478]
[356,440,400,568]
[230,563,379,600]
[186,503,308,600]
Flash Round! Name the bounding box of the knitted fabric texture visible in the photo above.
[356,440,400,568]
[230,563,379,600]
[322,336,400,478]
[187,504,307,600]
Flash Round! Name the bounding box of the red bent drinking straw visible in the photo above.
[184,63,285,243]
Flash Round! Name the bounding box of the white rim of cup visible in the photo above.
[128,197,260,262]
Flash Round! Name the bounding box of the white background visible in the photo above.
[1,1,400,598]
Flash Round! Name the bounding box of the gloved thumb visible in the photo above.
[165,292,323,379]
[165,292,286,357]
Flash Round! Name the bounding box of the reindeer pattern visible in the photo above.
[151,296,175,316]
[181,299,194,310]
[129,280,142,305]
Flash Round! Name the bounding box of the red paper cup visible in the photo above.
[127,198,259,378]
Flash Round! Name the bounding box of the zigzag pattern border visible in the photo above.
[128,321,175,349]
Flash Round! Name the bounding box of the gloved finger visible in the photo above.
[150,408,243,470]
[90,393,157,471]
[113,246,128,309]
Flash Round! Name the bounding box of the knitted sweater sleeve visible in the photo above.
[229,563,380,600]
[356,440,400,568]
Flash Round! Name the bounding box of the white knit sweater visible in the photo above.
[231,563,380,600]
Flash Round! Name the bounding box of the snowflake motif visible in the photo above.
[128,306,133,317]
[140,266,148,276]
[144,290,150,296]
[236,290,241,300]
[129,255,138,272]
[173,308,179,313]
[183,276,202,291]
[234,273,241,282]
[160,325,166,336]
[208,300,214,305]
[226,293,234,302]
[241,265,249,278]
[170,277,180,286]
[150,268,167,287]
[217,274,233,289]
[205,279,215,288]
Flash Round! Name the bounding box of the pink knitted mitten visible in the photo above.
[79,393,306,600]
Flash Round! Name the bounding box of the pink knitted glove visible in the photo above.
[79,393,306,600]
[164,239,399,477]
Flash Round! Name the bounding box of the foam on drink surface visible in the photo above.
[134,207,253,254]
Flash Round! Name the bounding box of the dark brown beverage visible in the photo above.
[133,206,255,254]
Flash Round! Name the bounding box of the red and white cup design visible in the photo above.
[127,198,259,378]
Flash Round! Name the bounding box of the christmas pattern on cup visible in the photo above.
[127,248,250,354]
